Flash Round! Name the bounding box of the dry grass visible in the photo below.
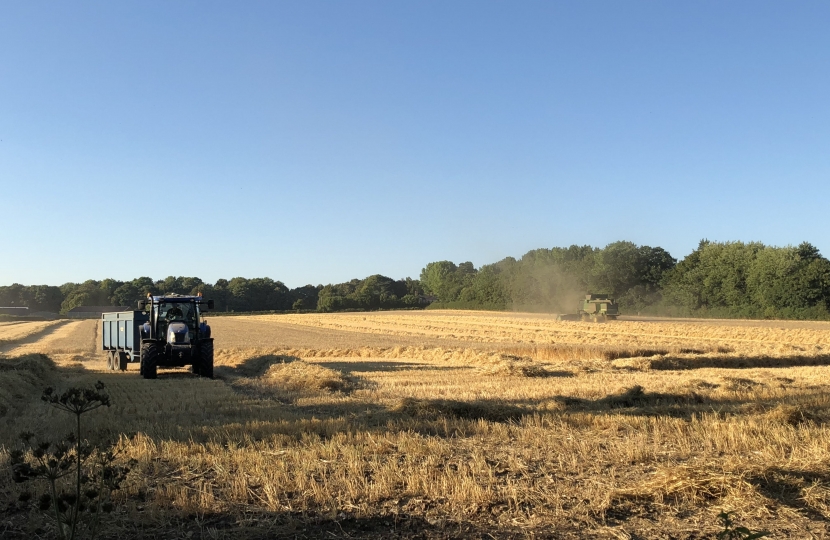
[0,353,58,418]
[244,311,830,353]
[2,311,830,538]
[257,360,351,392]
[2,319,97,354]
[0,320,65,349]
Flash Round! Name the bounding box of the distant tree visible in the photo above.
[0,284,63,312]
[662,240,830,318]
[60,281,115,313]
[289,285,321,311]
[30,285,64,312]
[420,261,475,302]
[459,265,510,308]
[110,283,141,308]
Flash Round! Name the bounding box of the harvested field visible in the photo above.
[1,319,98,357]
[0,319,65,349]
[2,311,830,539]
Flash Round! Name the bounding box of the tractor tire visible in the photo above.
[140,341,159,380]
[193,339,214,379]
[106,351,114,370]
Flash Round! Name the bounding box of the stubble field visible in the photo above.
[1,311,830,539]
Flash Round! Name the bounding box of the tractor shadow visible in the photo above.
[633,352,830,371]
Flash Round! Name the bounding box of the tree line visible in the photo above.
[420,240,830,319]
[0,275,424,315]
[2,240,829,319]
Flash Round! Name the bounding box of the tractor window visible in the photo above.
[160,303,197,328]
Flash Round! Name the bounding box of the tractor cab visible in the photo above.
[138,294,214,343]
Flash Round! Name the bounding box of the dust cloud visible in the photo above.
[508,265,585,314]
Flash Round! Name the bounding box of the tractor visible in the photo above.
[136,294,215,379]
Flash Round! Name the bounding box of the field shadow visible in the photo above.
[7,352,829,448]
[0,503,565,540]
[214,353,305,379]
[536,370,574,378]
[633,353,830,371]
[152,370,201,380]
[285,384,830,437]
[746,468,830,521]
[313,360,462,373]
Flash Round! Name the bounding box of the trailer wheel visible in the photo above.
[193,339,214,379]
[108,351,119,370]
[140,342,159,379]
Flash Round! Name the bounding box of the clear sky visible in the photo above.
[1,1,828,288]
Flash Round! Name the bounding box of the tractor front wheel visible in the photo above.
[140,341,160,379]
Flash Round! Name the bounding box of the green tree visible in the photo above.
[420,261,476,302]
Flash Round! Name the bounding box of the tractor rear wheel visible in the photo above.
[140,341,159,380]
[193,339,214,379]
[118,351,129,371]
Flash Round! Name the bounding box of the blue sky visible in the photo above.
[1,1,828,288]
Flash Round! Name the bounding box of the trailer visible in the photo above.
[101,310,149,371]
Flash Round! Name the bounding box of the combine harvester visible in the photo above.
[557,294,619,322]
[101,294,215,379]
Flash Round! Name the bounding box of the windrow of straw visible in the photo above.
[217,347,563,377]
[216,342,830,380]
[216,353,353,400]
[0,353,57,418]
[259,360,352,393]
[611,351,830,371]
[610,455,830,519]
[475,354,556,377]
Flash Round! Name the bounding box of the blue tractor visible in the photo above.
[137,294,215,379]
[102,294,215,379]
